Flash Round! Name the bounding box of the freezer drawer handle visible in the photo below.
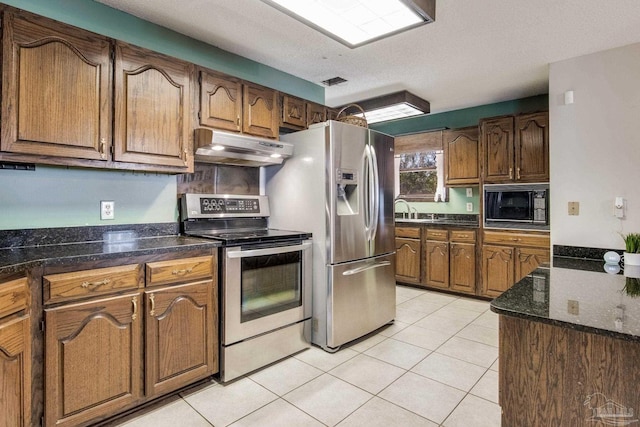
[342,260,391,276]
[227,242,312,259]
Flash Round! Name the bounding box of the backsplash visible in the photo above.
[177,163,259,195]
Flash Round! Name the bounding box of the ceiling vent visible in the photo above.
[321,77,347,86]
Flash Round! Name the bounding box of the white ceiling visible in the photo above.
[97,0,640,113]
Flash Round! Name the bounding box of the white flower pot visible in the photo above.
[623,252,640,266]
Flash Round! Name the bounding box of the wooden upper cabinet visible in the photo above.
[199,70,242,132]
[281,94,306,130]
[1,9,112,161]
[515,112,549,182]
[242,82,279,138]
[481,116,514,182]
[306,102,327,127]
[481,112,549,183]
[444,127,479,185]
[114,42,193,170]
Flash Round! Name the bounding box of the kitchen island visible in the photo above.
[491,257,640,427]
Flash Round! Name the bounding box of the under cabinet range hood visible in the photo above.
[194,128,294,167]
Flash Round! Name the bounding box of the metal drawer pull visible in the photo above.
[81,278,110,288]
[172,268,193,276]
[132,296,138,320]
[511,238,521,242]
[343,261,391,276]
[149,293,156,316]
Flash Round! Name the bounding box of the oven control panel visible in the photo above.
[201,197,260,214]
[180,193,269,219]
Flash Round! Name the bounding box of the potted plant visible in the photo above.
[622,233,640,266]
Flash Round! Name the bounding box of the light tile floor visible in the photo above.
[116,286,501,427]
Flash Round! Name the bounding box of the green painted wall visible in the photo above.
[373,94,548,135]
[2,0,324,103]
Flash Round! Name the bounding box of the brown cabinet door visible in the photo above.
[1,9,112,161]
[481,245,515,297]
[450,243,476,294]
[306,102,327,127]
[199,70,242,132]
[395,237,422,284]
[281,95,306,129]
[444,127,479,185]
[145,280,217,398]
[515,247,550,282]
[242,83,279,138]
[114,42,193,170]
[0,316,31,427]
[425,241,449,289]
[481,116,514,182]
[45,292,143,427]
[515,112,549,182]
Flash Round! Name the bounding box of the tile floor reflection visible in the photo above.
[116,286,501,427]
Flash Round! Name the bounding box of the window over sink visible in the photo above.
[394,130,447,202]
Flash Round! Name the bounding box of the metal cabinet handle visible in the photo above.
[172,268,193,276]
[517,167,521,180]
[132,296,138,321]
[81,278,110,288]
[99,138,106,159]
[509,167,513,179]
[236,115,241,127]
[149,293,156,316]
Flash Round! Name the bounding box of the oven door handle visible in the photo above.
[342,260,391,276]
[226,241,312,259]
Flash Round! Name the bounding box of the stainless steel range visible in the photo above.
[180,193,312,382]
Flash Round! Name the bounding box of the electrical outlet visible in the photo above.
[567,300,579,315]
[466,187,473,197]
[568,201,579,216]
[466,202,473,212]
[101,201,115,220]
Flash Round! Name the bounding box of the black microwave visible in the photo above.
[484,183,549,229]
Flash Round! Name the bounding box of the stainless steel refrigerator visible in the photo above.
[264,120,396,352]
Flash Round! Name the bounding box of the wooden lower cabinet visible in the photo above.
[0,315,31,427]
[450,243,476,294]
[424,240,449,289]
[395,227,422,285]
[43,254,218,426]
[145,280,216,398]
[481,230,550,297]
[44,292,143,427]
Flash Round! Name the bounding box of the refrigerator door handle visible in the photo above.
[363,145,373,241]
[369,144,380,242]
[342,260,391,276]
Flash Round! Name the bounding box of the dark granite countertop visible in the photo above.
[0,223,220,276]
[491,256,640,342]
[395,214,479,228]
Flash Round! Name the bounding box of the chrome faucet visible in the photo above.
[394,199,411,219]
[410,206,418,219]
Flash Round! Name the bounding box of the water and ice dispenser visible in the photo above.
[336,168,358,216]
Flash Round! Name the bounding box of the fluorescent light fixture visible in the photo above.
[262,0,436,48]
[345,90,430,124]
[211,145,225,151]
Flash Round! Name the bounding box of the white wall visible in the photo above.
[549,43,640,250]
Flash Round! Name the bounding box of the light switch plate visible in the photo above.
[466,187,473,197]
[568,201,579,216]
[101,201,115,220]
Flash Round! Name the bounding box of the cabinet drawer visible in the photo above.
[146,256,213,287]
[44,264,143,304]
[450,230,476,243]
[426,229,448,241]
[0,277,28,319]
[483,230,550,248]
[396,226,421,239]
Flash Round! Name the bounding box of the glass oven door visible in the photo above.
[223,240,312,345]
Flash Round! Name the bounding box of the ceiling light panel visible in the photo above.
[357,104,425,124]
[263,0,433,48]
